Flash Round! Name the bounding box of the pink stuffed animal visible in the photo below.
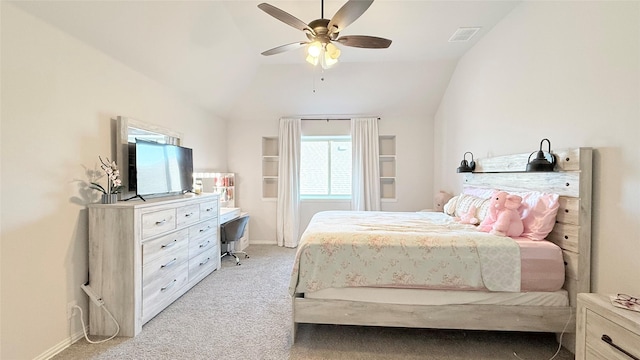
[478,191,524,237]
[456,205,479,225]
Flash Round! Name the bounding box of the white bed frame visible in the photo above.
[292,147,592,353]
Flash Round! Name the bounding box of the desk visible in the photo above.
[219,207,249,252]
[220,207,241,224]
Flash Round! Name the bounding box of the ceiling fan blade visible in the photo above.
[327,0,374,34]
[336,35,392,49]
[258,3,315,34]
[261,42,308,56]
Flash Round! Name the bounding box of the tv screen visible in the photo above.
[133,140,193,197]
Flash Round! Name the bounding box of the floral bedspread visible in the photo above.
[289,211,521,296]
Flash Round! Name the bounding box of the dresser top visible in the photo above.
[88,192,218,209]
[579,293,640,325]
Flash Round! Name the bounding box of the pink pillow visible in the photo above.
[518,192,559,241]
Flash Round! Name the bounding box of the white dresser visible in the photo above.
[87,193,220,337]
[576,293,640,360]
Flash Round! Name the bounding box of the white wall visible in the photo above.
[0,4,226,359]
[435,1,640,296]
[226,61,453,242]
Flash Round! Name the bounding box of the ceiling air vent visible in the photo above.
[448,27,481,42]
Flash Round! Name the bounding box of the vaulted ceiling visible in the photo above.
[11,1,521,118]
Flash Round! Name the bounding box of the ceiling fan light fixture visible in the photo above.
[321,51,338,69]
[307,41,322,57]
[306,53,319,66]
[306,41,339,69]
[326,42,341,60]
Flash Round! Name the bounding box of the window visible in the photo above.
[300,136,351,199]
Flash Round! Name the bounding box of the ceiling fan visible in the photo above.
[257,0,392,69]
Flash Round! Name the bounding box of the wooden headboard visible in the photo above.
[462,147,593,307]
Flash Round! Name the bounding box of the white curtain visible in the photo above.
[351,117,381,211]
[276,118,301,247]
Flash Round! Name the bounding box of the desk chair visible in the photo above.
[220,215,250,265]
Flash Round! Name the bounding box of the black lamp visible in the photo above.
[526,138,556,172]
[457,152,476,173]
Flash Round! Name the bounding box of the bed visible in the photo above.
[290,147,592,353]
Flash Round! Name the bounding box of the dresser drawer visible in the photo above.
[586,347,608,360]
[585,309,640,360]
[189,218,217,239]
[177,204,200,228]
[189,228,217,258]
[189,249,217,281]
[142,229,189,264]
[199,201,218,220]
[141,209,176,239]
[142,245,189,286]
[142,262,189,319]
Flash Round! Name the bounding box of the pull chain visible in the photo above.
[312,67,325,94]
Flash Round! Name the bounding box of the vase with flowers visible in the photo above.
[90,156,124,204]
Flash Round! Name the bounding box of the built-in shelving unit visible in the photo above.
[262,137,278,199]
[379,135,396,201]
[211,173,235,208]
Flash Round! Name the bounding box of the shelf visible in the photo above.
[262,177,278,199]
[379,135,396,157]
[262,137,279,157]
[379,135,396,200]
[262,157,278,178]
[380,178,396,199]
[211,173,235,207]
[380,158,396,178]
[262,137,279,199]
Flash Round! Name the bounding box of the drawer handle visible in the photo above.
[160,279,177,292]
[205,207,213,212]
[199,257,210,266]
[602,334,639,360]
[155,219,167,226]
[199,240,210,248]
[161,240,177,249]
[184,212,194,218]
[161,258,178,268]
[199,226,212,233]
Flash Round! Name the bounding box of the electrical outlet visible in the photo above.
[67,301,78,319]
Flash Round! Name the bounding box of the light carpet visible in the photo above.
[53,245,573,360]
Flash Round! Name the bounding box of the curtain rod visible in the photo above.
[301,117,380,121]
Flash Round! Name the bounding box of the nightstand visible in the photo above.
[576,293,640,360]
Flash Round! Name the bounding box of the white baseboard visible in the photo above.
[249,239,277,245]
[36,328,84,360]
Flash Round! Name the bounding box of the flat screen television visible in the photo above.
[130,139,194,197]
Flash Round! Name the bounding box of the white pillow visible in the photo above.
[444,193,491,222]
